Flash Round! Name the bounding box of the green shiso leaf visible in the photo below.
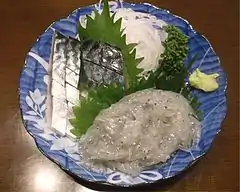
[78,0,143,89]
[71,0,144,137]
[70,83,124,137]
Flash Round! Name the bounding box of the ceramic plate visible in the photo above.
[19,2,227,188]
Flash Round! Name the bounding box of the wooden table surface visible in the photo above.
[0,0,239,191]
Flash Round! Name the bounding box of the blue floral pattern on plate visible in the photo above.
[19,2,227,187]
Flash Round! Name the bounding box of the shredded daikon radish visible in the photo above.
[114,9,167,73]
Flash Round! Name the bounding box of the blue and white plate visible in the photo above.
[19,1,227,188]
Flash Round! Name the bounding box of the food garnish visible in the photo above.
[189,68,219,92]
[70,0,202,137]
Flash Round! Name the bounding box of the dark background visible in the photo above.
[0,0,239,191]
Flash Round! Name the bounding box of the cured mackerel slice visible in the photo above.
[47,32,81,139]
[66,83,80,105]
[51,33,67,86]
[47,34,125,139]
[51,97,68,135]
[79,40,124,90]
[66,102,75,138]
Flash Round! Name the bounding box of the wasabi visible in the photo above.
[189,68,219,92]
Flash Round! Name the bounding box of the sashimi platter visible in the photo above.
[19,0,227,187]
